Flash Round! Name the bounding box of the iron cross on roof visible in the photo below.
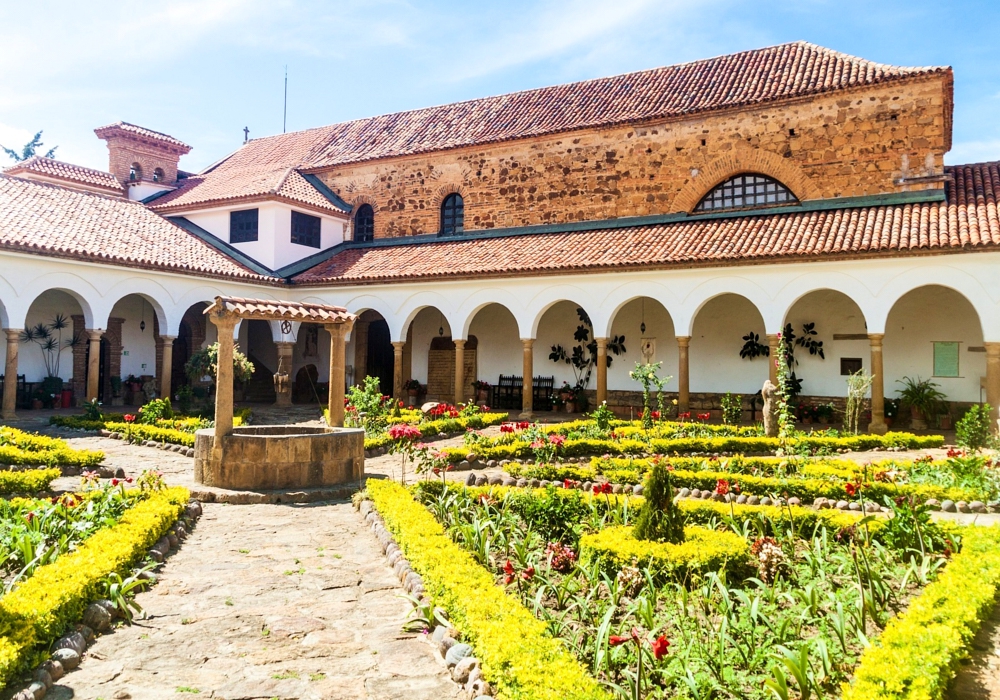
[243,126,249,143]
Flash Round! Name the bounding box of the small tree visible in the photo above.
[630,362,670,430]
[2,130,57,163]
[721,393,743,425]
[956,404,994,452]
[634,459,685,544]
[844,369,874,435]
[185,342,255,386]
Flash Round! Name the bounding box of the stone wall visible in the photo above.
[317,76,950,239]
[426,337,477,402]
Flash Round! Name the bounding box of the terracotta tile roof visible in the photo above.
[143,42,947,215]
[292,162,1000,285]
[206,296,354,324]
[148,164,349,215]
[302,42,946,169]
[3,156,123,194]
[0,175,271,282]
[93,121,191,152]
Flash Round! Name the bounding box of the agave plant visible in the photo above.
[20,313,78,378]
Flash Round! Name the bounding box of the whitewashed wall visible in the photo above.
[18,290,82,382]
[110,295,157,379]
[469,303,522,383]
[608,297,678,392]
[1,247,999,404]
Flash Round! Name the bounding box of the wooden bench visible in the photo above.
[490,375,555,411]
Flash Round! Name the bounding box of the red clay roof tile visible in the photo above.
[0,175,271,282]
[3,156,123,193]
[292,163,1000,285]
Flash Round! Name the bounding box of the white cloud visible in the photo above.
[946,139,1000,166]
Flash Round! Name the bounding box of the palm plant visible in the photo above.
[20,314,78,378]
[895,376,946,429]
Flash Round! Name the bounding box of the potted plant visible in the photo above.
[573,385,589,413]
[471,379,491,404]
[109,376,124,407]
[816,403,835,425]
[883,398,899,428]
[896,376,946,431]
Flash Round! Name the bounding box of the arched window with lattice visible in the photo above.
[694,173,797,212]
[440,193,464,236]
[354,204,375,242]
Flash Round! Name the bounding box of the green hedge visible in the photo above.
[448,432,942,462]
[843,525,1000,700]
[0,487,189,685]
[366,479,609,700]
[362,412,509,451]
[104,423,195,448]
[580,525,753,580]
[676,499,887,538]
[0,469,61,495]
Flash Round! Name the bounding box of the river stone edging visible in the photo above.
[5,500,203,700]
[356,495,494,699]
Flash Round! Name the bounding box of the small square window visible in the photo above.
[230,209,258,243]
[840,358,863,376]
[933,342,960,377]
[291,211,321,248]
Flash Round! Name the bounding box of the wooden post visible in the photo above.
[520,339,534,419]
[454,339,466,406]
[677,336,691,414]
[210,314,237,439]
[2,329,19,420]
[868,333,887,435]
[86,329,104,403]
[767,333,780,387]
[986,342,1000,434]
[392,341,405,401]
[595,337,608,405]
[159,335,176,401]
[327,323,347,427]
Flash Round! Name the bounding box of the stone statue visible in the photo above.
[762,379,779,437]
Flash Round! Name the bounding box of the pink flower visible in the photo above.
[123,414,136,423]
[387,424,422,441]
[548,434,565,446]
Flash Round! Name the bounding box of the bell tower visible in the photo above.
[94,122,191,191]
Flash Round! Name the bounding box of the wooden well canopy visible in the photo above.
[204,296,357,436]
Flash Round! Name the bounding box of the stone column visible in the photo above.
[210,314,237,439]
[327,323,348,427]
[274,341,295,407]
[454,339,466,407]
[595,337,608,405]
[86,329,104,403]
[521,338,534,419]
[392,341,406,400]
[868,333,887,435]
[2,329,19,420]
[159,335,177,401]
[986,342,1000,434]
[767,334,780,387]
[677,336,691,414]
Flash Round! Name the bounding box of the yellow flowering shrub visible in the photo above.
[366,479,610,700]
[579,525,753,580]
[0,486,189,686]
[0,427,104,468]
[843,525,1000,700]
[0,468,61,495]
[103,422,196,447]
[677,499,887,537]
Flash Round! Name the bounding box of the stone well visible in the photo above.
[194,425,364,491]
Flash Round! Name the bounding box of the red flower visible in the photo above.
[651,635,670,660]
[732,482,740,493]
[387,424,422,441]
[548,434,566,446]
[503,560,515,585]
[25,511,35,523]
[844,482,858,497]
[500,424,515,434]
[609,635,630,646]
[678,412,691,420]
[715,479,730,496]
[522,566,535,581]
[111,478,120,486]
[947,448,965,459]
[516,421,530,430]
[594,482,613,495]
[123,414,136,423]
[563,479,577,489]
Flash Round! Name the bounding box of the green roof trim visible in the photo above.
[301,173,352,212]
[282,188,948,279]
[167,216,281,279]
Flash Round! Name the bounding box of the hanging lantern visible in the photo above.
[140,299,146,332]
[640,298,646,334]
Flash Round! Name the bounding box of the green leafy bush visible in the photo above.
[633,459,684,543]
[955,403,994,452]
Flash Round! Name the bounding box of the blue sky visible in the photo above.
[1,0,998,172]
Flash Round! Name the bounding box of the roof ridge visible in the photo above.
[3,155,116,178]
[0,172,140,204]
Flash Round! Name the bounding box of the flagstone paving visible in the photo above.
[47,498,458,700]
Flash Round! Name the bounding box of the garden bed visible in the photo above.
[364,476,1000,700]
[0,427,104,469]
[0,478,193,691]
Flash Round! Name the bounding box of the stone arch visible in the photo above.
[671,145,820,213]
[599,281,683,339]
[690,292,770,395]
[680,277,775,337]
[456,289,526,339]
[870,267,993,339]
[432,183,469,210]
[349,194,381,241]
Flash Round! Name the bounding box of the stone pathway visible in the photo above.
[49,499,458,700]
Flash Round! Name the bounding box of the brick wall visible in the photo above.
[426,338,477,402]
[317,76,950,238]
[100,136,184,186]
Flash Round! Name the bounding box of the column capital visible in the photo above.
[158,334,178,342]
[676,335,691,347]
[868,332,885,345]
[521,338,534,348]
[392,340,406,351]
[4,328,19,342]
[86,329,105,342]
[594,336,609,348]
[275,340,296,349]
[453,338,467,347]
[985,341,1000,357]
